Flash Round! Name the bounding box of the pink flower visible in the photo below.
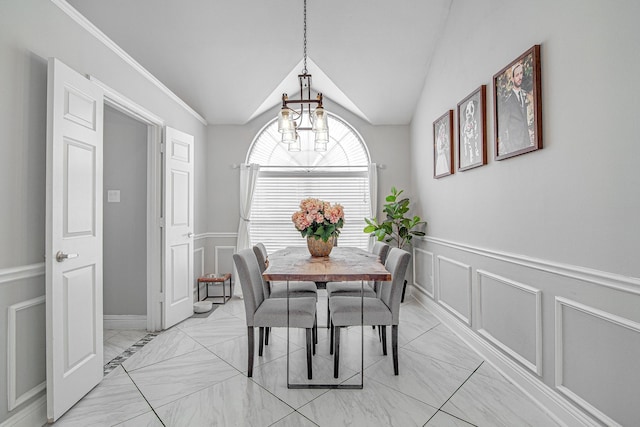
[325,204,344,224]
[292,198,344,239]
[292,211,311,231]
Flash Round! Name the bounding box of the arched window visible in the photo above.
[247,112,373,252]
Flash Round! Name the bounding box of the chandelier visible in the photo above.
[277,0,329,152]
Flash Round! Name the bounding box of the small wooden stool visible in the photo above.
[197,273,232,304]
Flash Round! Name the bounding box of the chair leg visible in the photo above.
[327,303,331,329]
[381,325,387,355]
[312,315,317,355]
[329,319,334,355]
[258,327,264,357]
[265,327,270,345]
[392,325,399,375]
[333,326,341,378]
[306,328,313,380]
[313,313,318,345]
[247,326,254,377]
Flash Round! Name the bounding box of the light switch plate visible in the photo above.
[107,190,120,203]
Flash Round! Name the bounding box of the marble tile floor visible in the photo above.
[54,292,561,426]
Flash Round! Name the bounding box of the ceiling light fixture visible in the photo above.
[277,0,329,152]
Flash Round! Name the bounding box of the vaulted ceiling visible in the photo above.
[67,0,452,125]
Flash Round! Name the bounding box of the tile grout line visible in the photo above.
[121,364,167,427]
[423,361,484,426]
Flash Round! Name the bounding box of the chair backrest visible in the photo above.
[252,243,271,298]
[233,249,267,326]
[371,241,390,294]
[379,247,411,324]
[371,241,390,264]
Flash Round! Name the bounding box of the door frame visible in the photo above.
[89,76,164,332]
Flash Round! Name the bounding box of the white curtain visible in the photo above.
[367,163,378,251]
[235,163,260,296]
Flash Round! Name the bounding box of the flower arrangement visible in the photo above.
[292,198,344,242]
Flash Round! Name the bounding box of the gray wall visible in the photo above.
[0,0,207,422]
[103,106,147,316]
[410,0,640,425]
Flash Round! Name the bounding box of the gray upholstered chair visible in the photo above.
[329,247,411,377]
[253,243,318,345]
[325,241,390,328]
[233,248,317,379]
[253,243,318,299]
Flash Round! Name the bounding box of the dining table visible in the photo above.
[262,246,391,389]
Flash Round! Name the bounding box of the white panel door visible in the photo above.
[163,126,194,328]
[45,58,104,422]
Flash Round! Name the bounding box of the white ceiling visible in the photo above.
[67,0,452,125]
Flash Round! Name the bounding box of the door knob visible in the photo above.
[187,232,194,238]
[56,251,78,262]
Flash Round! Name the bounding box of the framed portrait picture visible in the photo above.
[493,44,542,160]
[433,110,454,178]
[457,85,487,171]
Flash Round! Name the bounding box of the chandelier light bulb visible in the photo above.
[278,109,294,133]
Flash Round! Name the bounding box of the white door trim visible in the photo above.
[89,76,164,332]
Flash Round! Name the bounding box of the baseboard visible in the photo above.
[0,395,46,427]
[103,315,147,330]
[411,285,600,427]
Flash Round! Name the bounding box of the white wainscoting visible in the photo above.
[215,246,236,276]
[7,296,46,412]
[0,263,45,286]
[436,255,472,325]
[0,396,46,427]
[477,270,542,375]
[412,289,599,427]
[193,233,237,297]
[424,236,640,296]
[555,297,640,427]
[411,236,640,427]
[413,248,434,297]
[193,247,205,301]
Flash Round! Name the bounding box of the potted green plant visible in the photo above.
[364,187,426,248]
[363,187,426,300]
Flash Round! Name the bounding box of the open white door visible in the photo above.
[45,58,104,422]
[163,127,195,328]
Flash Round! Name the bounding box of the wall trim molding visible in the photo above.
[477,270,543,376]
[421,236,640,295]
[7,297,46,411]
[194,232,238,241]
[413,248,434,298]
[50,0,207,125]
[89,76,164,126]
[435,255,472,326]
[0,396,46,427]
[103,315,147,330]
[195,247,205,277]
[193,247,205,299]
[0,263,45,285]
[411,286,600,427]
[555,297,640,426]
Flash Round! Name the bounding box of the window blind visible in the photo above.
[249,171,371,254]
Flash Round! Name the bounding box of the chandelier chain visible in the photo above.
[303,0,307,74]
